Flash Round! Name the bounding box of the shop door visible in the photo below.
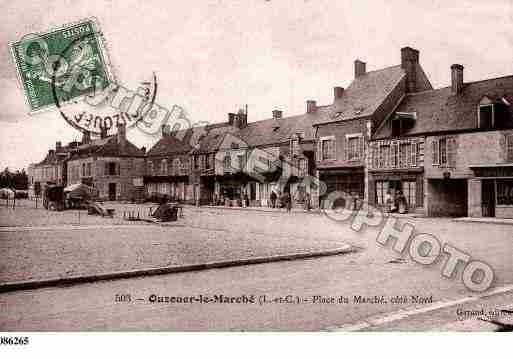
[108,183,116,201]
[482,180,495,217]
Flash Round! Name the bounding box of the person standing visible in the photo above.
[270,190,277,208]
[284,191,292,213]
[304,192,311,211]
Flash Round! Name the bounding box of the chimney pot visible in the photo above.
[306,100,317,113]
[451,64,464,94]
[334,86,344,101]
[55,141,62,151]
[272,109,283,120]
[401,46,420,93]
[354,59,366,78]
[228,113,236,126]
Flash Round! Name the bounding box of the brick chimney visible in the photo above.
[401,46,419,93]
[117,122,127,150]
[334,86,344,101]
[235,110,247,128]
[228,113,237,126]
[272,109,283,120]
[355,59,366,78]
[451,64,464,94]
[306,100,317,113]
[82,130,91,144]
[55,141,62,152]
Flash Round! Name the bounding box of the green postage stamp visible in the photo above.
[10,18,115,113]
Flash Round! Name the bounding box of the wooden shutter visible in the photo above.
[411,142,417,167]
[448,137,457,167]
[432,139,439,165]
[360,136,365,161]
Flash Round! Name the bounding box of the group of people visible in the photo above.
[269,190,311,212]
[384,189,408,214]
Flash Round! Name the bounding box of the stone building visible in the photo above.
[27,140,78,197]
[372,63,513,218]
[313,47,432,209]
[66,123,146,201]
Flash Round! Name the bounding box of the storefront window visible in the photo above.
[497,179,513,205]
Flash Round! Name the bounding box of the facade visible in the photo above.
[66,123,146,201]
[145,128,193,204]
[27,46,513,218]
[313,47,432,209]
[373,63,513,218]
[27,141,77,197]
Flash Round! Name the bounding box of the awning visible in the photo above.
[469,163,513,178]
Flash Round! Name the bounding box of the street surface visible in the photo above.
[1,201,513,330]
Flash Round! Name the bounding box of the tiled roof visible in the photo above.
[373,75,513,139]
[238,108,327,147]
[35,144,76,166]
[146,132,193,156]
[314,65,406,125]
[150,108,323,155]
[70,136,145,158]
[148,123,238,156]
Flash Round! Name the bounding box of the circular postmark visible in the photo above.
[48,31,158,136]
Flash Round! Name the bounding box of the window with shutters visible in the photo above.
[439,138,447,165]
[399,143,409,167]
[346,134,363,161]
[320,137,335,160]
[507,134,513,162]
[148,161,154,176]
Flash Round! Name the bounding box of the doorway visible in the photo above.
[108,183,117,201]
[482,180,495,217]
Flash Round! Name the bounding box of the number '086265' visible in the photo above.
[0,336,29,345]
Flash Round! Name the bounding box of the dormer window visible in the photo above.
[479,97,511,129]
[392,112,416,137]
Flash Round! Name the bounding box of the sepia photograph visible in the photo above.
[0,0,512,355]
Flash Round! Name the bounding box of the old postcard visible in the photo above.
[1,0,513,354]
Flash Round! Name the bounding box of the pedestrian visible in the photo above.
[385,189,395,213]
[397,190,408,214]
[304,192,311,211]
[270,190,277,208]
[284,191,292,213]
[244,192,249,208]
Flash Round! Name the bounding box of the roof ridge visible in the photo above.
[406,73,513,97]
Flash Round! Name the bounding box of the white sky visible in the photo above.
[1,0,512,170]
